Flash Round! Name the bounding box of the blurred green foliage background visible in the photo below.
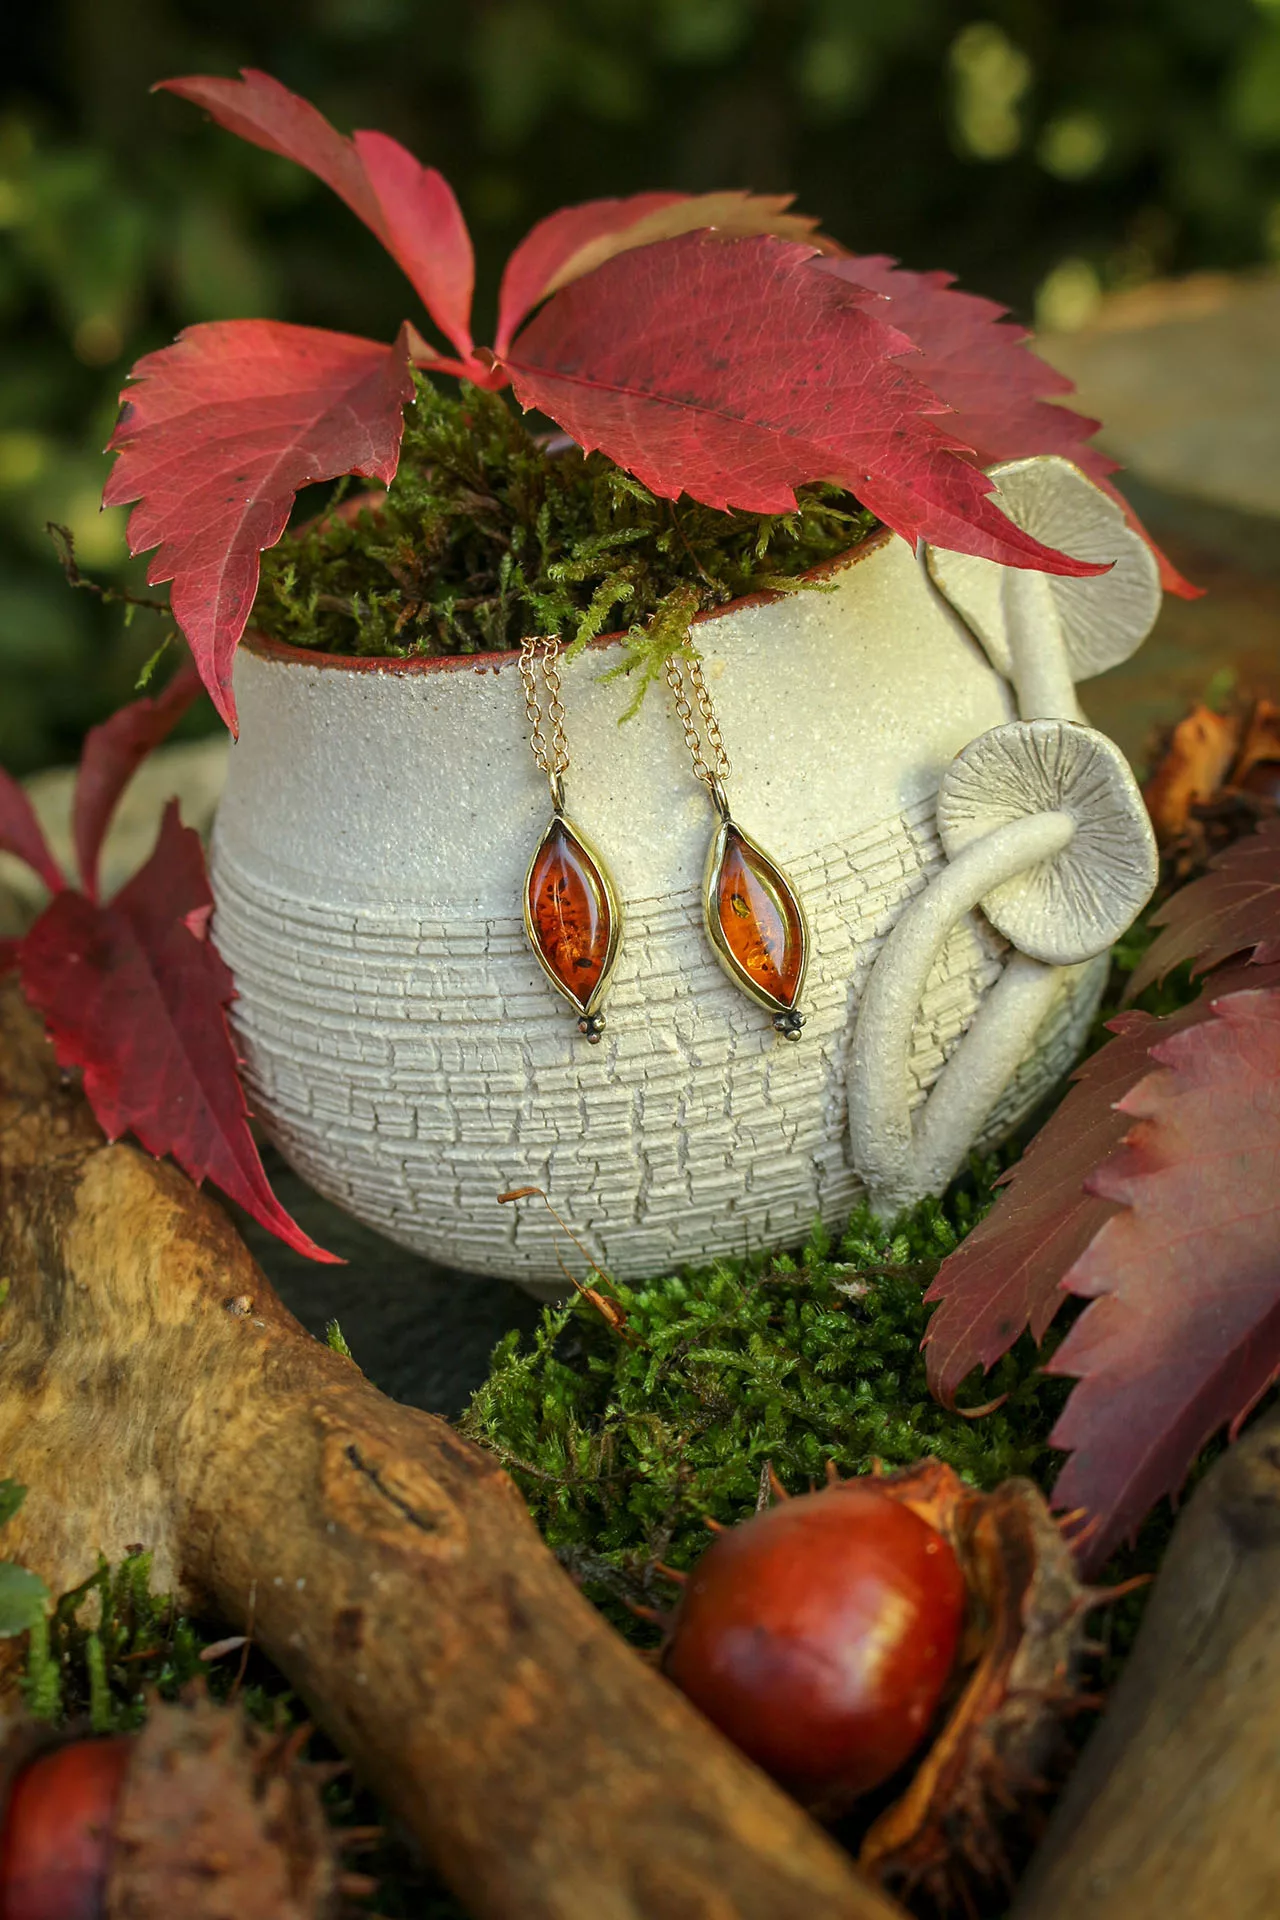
[2,0,1279,771]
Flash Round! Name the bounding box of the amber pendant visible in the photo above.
[703,812,808,1038]
[524,809,622,1041]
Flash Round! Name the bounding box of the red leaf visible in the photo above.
[1128,816,1280,997]
[73,663,204,901]
[1047,980,1280,1570]
[503,233,1106,576]
[18,803,336,1262]
[922,960,1279,1405]
[351,130,473,361]
[104,320,414,731]
[922,1015,1152,1405]
[0,768,64,896]
[496,192,681,355]
[817,255,1198,599]
[160,71,475,361]
[495,191,819,355]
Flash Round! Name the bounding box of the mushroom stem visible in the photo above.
[910,952,1064,1199]
[848,811,1075,1218]
[1001,569,1079,721]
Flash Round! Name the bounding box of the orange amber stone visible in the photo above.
[527,817,614,1010]
[715,827,805,1008]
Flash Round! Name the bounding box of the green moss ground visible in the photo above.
[254,378,875,710]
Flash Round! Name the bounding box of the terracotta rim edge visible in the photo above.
[240,524,895,676]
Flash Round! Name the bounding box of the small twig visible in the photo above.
[46,523,171,616]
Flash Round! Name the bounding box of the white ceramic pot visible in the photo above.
[210,529,1104,1295]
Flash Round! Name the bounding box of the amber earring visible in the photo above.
[519,637,622,1042]
[665,650,808,1038]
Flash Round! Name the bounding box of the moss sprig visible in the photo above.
[254,376,875,701]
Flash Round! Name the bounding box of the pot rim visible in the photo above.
[240,523,894,676]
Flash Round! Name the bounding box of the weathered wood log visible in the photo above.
[1013,1404,1280,1920]
[0,976,903,1920]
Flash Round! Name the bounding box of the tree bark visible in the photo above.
[0,977,902,1920]
[1013,1405,1280,1920]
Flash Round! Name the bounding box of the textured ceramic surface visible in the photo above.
[210,531,1105,1294]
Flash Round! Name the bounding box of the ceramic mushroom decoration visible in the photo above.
[848,456,1161,1218]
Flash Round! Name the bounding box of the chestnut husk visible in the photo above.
[855,1461,1106,1908]
[0,1689,343,1920]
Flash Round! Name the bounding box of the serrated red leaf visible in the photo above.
[504,234,1107,575]
[0,767,64,896]
[160,71,475,362]
[923,959,1279,1406]
[104,320,414,731]
[1047,980,1280,1570]
[817,253,1197,598]
[1128,816,1280,997]
[495,191,819,354]
[73,663,204,901]
[18,802,336,1262]
[922,1016,1150,1406]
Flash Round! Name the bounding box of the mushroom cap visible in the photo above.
[937,719,1158,964]
[926,456,1161,684]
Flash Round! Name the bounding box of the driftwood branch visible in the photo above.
[0,977,902,1920]
[1013,1403,1280,1920]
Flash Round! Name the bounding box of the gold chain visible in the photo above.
[520,636,569,778]
[665,652,730,790]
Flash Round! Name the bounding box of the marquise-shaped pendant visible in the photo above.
[703,816,808,1037]
[524,812,622,1041]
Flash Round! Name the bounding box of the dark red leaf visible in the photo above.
[495,191,819,355]
[503,233,1106,576]
[1047,978,1280,1570]
[18,803,336,1262]
[104,320,414,731]
[817,254,1197,599]
[1128,816,1280,997]
[922,1017,1148,1405]
[923,959,1279,1404]
[0,767,64,896]
[73,663,204,901]
[159,71,475,361]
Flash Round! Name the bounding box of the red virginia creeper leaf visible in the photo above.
[503,233,1105,576]
[159,69,385,232]
[73,663,204,902]
[1128,816,1280,998]
[18,802,337,1262]
[817,254,1197,598]
[1047,979,1280,1571]
[495,191,820,355]
[923,959,1280,1405]
[0,767,64,896]
[496,192,680,356]
[351,130,473,360]
[105,320,415,731]
[160,71,476,363]
[923,1015,1151,1405]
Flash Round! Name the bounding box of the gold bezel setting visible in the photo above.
[523,808,623,1041]
[702,815,809,1038]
